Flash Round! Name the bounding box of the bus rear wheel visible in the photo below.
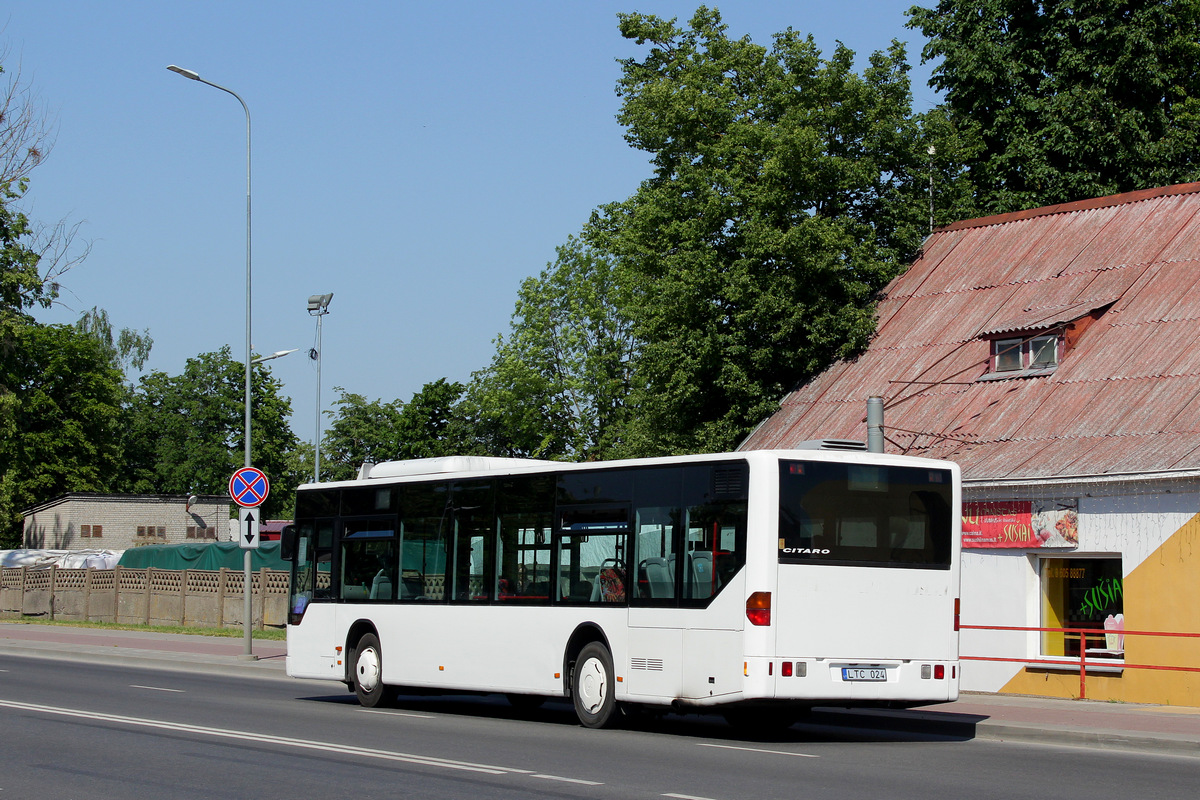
[352,633,395,708]
[572,642,617,728]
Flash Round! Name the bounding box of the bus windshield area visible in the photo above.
[778,460,953,569]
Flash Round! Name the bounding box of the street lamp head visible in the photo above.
[307,293,334,315]
[167,65,202,81]
[250,348,299,365]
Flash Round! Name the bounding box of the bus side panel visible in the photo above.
[681,628,744,703]
[625,627,683,700]
[366,605,628,697]
[286,604,343,681]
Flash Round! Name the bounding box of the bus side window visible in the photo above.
[399,482,452,602]
[497,475,554,602]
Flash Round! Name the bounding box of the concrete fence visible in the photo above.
[0,566,289,629]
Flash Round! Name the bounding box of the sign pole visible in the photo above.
[243,548,253,659]
[230,467,270,661]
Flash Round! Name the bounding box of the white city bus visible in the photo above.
[283,444,961,729]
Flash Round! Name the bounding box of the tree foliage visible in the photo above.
[321,379,467,481]
[122,347,298,519]
[586,7,971,454]
[909,0,1200,213]
[320,389,404,482]
[0,324,126,546]
[460,237,635,460]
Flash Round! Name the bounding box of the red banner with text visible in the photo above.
[962,501,1078,549]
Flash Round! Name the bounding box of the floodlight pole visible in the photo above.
[308,294,333,483]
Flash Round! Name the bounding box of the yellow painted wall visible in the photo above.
[1000,513,1200,705]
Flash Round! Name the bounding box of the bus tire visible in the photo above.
[572,642,617,728]
[352,633,394,708]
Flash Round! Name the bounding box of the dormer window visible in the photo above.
[986,333,1061,378]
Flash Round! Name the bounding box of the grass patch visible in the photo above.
[8,616,286,640]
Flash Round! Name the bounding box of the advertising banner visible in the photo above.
[962,500,1078,549]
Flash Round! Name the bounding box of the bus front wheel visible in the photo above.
[352,633,395,708]
[572,642,617,728]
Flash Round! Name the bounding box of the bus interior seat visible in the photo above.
[638,557,673,599]
[369,571,393,600]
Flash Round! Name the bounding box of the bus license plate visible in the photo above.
[841,668,887,682]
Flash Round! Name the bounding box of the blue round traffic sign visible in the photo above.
[229,467,270,508]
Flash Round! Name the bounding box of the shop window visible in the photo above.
[1040,557,1124,659]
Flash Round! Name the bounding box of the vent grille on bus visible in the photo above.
[713,466,746,498]
[631,658,664,672]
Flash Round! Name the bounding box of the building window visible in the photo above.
[187,525,214,540]
[138,525,167,539]
[984,332,1062,379]
[1040,557,1124,659]
[992,334,1060,373]
[81,524,103,538]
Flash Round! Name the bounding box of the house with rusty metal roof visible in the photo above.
[742,183,1200,706]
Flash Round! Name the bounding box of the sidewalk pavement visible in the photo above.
[3,621,1198,757]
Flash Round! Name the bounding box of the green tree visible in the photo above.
[0,323,126,546]
[0,55,133,546]
[321,379,467,481]
[319,389,405,482]
[74,306,153,375]
[588,7,968,455]
[908,0,1200,213]
[394,378,467,460]
[122,347,298,520]
[460,237,635,460]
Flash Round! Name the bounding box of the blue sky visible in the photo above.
[9,1,939,446]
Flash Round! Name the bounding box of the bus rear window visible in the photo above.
[779,461,952,569]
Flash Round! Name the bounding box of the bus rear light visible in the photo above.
[746,591,772,626]
[768,662,773,676]
[921,664,931,679]
[781,661,793,677]
[954,598,960,631]
[934,665,945,680]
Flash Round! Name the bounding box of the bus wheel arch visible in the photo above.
[346,622,395,708]
[564,624,617,728]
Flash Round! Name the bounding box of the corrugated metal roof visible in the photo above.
[742,183,1200,481]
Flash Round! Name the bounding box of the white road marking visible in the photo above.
[697,742,819,758]
[0,699,523,775]
[663,793,719,800]
[358,708,437,720]
[130,685,185,693]
[531,774,604,786]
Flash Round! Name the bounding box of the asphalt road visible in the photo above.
[2,654,1196,800]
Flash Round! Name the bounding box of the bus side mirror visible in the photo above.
[280,524,297,561]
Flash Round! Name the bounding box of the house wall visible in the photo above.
[23,496,233,551]
[961,482,1200,705]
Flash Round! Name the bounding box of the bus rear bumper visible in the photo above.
[742,656,959,704]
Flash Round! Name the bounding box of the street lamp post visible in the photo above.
[168,64,257,659]
[307,294,333,483]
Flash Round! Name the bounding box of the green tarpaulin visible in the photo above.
[117,542,287,572]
